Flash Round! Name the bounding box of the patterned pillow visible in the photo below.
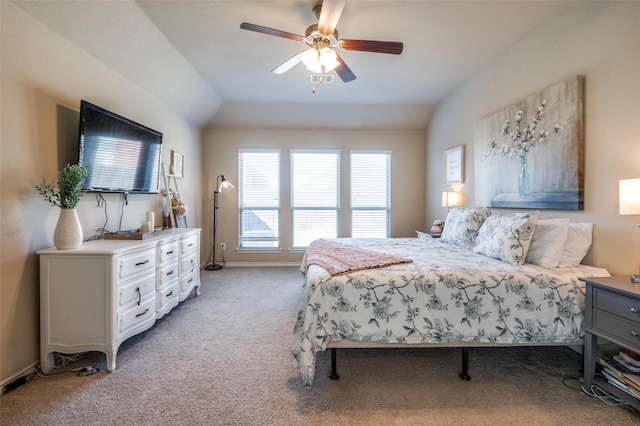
[473,211,540,265]
[441,206,491,250]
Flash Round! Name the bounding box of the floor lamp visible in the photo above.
[205,175,235,271]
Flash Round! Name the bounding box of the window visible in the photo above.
[291,150,340,248]
[238,149,280,249]
[350,150,391,238]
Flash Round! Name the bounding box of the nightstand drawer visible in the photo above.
[593,287,640,324]
[593,309,640,347]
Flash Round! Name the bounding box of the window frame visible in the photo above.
[237,148,281,252]
[350,149,391,238]
[290,149,341,250]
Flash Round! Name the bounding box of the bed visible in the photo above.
[291,208,610,388]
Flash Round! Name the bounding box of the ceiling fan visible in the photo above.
[240,0,403,83]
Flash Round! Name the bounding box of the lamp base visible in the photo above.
[204,263,223,271]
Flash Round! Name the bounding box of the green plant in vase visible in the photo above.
[36,163,89,208]
[36,163,89,249]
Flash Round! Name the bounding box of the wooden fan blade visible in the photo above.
[334,53,356,83]
[338,39,404,55]
[317,0,346,35]
[271,51,305,74]
[240,22,304,42]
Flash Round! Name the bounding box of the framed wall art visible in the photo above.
[444,145,465,185]
[474,75,584,210]
[171,150,183,179]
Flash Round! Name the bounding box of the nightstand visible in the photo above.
[581,276,640,409]
[416,231,440,239]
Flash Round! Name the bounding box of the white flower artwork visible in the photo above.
[474,75,584,210]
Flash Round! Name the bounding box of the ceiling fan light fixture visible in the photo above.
[319,47,339,71]
[301,47,339,73]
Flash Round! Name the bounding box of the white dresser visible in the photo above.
[38,228,201,373]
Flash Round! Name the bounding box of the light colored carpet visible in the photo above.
[1,267,638,425]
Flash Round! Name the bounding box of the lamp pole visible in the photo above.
[205,175,234,271]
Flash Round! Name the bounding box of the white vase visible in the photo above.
[54,208,83,249]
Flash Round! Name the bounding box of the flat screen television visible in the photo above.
[78,100,163,193]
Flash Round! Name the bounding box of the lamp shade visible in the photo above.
[301,47,339,73]
[442,191,460,208]
[619,178,640,215]
[218,176,235,193]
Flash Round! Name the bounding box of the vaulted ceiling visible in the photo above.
[14,1,572,129]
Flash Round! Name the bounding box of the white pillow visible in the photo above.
[473,211,540,266]
[525,218,570,269]
[557,223,593,267]
[441,206,491,250]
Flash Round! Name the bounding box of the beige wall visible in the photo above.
[202,128,426,265]
[426,1,640,276]
[0,3,203,383]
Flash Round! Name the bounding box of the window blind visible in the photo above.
[238,149,280,248]
[350,150,391,238]
[290,150,340,248]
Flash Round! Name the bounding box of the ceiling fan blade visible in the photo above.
[334,53,356,83]
[240,22,304,42]
[317,0,346,35]
[338,39,404,55]
[271,51,305,74]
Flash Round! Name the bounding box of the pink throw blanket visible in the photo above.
[304,239,413,276]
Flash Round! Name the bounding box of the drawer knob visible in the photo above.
[135,259,150,266]
[631,307,639,314]
[631,330,639,337]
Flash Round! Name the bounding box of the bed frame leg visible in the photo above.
[329,348,340,381]
[459,348,471,381]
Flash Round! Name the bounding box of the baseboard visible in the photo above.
[1,362,38,394]
[209,262,300,268]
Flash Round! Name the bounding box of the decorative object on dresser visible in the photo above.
[161,163,188,228]
[35,163,89,250]
[443,145,464,185]
[475,75,584,210]
[430,219,444,237]
[205,175,235,271]
[37,228,201,373]
[619,178,640,283]
[581,276,640,411]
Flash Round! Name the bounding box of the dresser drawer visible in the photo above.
[118,271,155,307]
[156,282,179,312]
[179,251,198,276]
[156,260,179,290]
[157,241,179,265]
[118,295,155,334]
[117,249,156,280]
[593,309,640,348]
[179,269,197,295]
[593,287,640,324]
[180,234,198,255]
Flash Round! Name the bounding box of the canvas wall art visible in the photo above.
[474,75,584,210]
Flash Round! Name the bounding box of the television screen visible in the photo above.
[78,100,163,193]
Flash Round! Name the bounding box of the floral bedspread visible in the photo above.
[291,237,609,387]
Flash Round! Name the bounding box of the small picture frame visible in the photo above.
[175,214,188,228]
[444,145,464,185]
[171,151,183,179]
